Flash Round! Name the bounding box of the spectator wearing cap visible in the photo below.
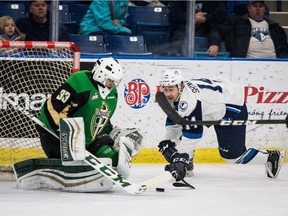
[221,0,288,58]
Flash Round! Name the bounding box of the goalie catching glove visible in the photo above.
[110,126,143,156]
[109,126,143,178]
[158,140,190,181]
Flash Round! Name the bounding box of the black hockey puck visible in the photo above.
[156,187,165,192]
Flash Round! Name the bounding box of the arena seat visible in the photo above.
[104,35,152,56]
[194,37,230,57]
[0,2,26,20]
[127,6,171,55]
[58,4,72,23]
[127,6,170,33]
[69,3,89,25]
[68,34,111,56]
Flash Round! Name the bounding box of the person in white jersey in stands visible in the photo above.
[221,0,288,58]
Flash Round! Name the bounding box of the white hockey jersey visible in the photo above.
[164,77,245,156]
[179,77,244,121]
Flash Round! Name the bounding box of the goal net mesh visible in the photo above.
[0,41,80,176]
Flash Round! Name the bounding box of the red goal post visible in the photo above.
[0,41,80,72]
[0,41,80,179]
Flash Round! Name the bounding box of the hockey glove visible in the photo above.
[158,140,178,163]
[87,134,114,154]
[165,153,190,181]
[110,127,143,156]
[85,134,119,167]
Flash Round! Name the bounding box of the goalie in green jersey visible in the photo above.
[34,57,143,185]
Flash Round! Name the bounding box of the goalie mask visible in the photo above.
[92,57,123,88]
[159,69,183,89]
[92,57,123,98]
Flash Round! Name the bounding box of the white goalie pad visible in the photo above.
[109,126,143,157]
[116,137,134,178]
[59,117,86,161]
[13,158,113,193]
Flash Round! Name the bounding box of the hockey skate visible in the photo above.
[265,150,285,178]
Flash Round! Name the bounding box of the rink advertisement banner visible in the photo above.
[1,59,287,148]
[108,59,287,149]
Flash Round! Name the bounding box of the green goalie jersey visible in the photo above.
[38,70,118,147]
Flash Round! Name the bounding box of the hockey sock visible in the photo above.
[224,148,268,164]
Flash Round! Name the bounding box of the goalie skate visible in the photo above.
[265,150,285,178]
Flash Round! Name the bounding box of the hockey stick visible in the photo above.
[156,91,288,127]
[173,179,195,189]
[1,95,172,195]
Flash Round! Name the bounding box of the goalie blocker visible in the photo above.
[13,117,143,192]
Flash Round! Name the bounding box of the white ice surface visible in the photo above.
[1,164,288,216]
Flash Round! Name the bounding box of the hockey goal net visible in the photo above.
[0,41,80,180]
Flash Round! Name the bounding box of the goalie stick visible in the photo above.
[156,91,288,127]
[1,95,172,195]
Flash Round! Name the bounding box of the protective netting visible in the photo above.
[0,43,78,174]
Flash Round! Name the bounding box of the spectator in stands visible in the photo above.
[16,0,49,41]
[15,0,68,41]
[168,1,227,57]
[79,0,131,35]
[0,16,25,41]
[222,1,288,58]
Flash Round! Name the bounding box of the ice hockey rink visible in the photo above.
[0,164,287,216]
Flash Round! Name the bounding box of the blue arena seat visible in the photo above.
[127,6,171,55]
[68,3,89,34]
[194,37,230,57]
[58,4,78,35]
[68,34,111,56]
[127,6,170,32]
[58,4,71,23]
[104,35,152,56]
[194,37,210,52]
[69,3,89,25]
[0,3,26,20]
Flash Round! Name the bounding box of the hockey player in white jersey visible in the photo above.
[157,69,285,181]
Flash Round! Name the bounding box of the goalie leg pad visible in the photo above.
[13,158,113,192]
[59,117,86,161]
[116,137,134,178]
